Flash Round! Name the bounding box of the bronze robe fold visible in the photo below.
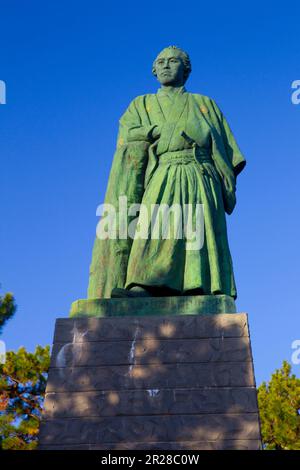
[88,89,246,299]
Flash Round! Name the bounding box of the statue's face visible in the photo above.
[155,49,185,86]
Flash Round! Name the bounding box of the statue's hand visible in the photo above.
[151,125,161,141]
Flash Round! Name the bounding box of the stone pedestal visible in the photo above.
[39,304,262,450]
[70,294,237,318]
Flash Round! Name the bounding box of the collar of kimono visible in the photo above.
[157,85,186,99]
[153,86,188,125]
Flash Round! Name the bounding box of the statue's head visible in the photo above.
[152,46,191,86]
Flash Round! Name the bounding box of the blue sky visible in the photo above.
[1,1,299,385]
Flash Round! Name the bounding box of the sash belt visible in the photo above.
[159,147,212,165]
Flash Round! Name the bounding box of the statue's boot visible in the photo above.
[111,286,152,298]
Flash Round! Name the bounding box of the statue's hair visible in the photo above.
[152,46,192,83]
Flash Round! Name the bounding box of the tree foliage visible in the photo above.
[258,360,300,450]
[0,345,50,449]
[0,293,17,334]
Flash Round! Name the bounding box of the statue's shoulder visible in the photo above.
[121,94,155,117]
[188,93,222,116]
[131,93,156,104]
[188,92,216,105]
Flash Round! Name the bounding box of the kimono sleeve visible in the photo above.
[210,99,246,177]
[88,99,151,299]
[117,98,157,145]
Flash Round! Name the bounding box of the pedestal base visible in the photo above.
[39,308,262,450]
[70,294,236,318]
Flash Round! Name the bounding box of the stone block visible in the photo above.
[39,309,261,450]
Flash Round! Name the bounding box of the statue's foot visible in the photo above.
[184,288,205,296]
[111,288,132,298]
[111,286,152,298]
[129,286,152,297]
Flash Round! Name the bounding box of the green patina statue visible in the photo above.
[87,46,246,301]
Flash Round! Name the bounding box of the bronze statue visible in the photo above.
[88,46,246,300]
